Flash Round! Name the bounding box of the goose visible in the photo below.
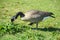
[11,10,55,28]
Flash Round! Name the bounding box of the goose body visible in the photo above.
[21,10,43,22]
[11,10,55,28]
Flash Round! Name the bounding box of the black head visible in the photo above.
[11,16,16,22]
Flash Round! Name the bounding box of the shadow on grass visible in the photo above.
[31,27,60,32]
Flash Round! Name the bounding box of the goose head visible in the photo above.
[11,12,25,22]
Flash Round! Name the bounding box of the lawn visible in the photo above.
[0,0,60,40]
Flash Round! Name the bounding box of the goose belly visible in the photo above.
[21,16,44,22]
[29,17,43,22]
[21,18,40,22]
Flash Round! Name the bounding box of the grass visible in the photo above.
[0,0,60,40]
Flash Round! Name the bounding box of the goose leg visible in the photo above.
[36,22,38,28]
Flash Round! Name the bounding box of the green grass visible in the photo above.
[0,0,60,40]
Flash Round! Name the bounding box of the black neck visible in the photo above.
[15,12,25,19]
[11,12,25,22]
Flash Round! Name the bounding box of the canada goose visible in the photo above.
[11,10,55,28]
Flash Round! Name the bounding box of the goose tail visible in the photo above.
[49,12,55,18]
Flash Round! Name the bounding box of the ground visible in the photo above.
[0,0,60,40]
